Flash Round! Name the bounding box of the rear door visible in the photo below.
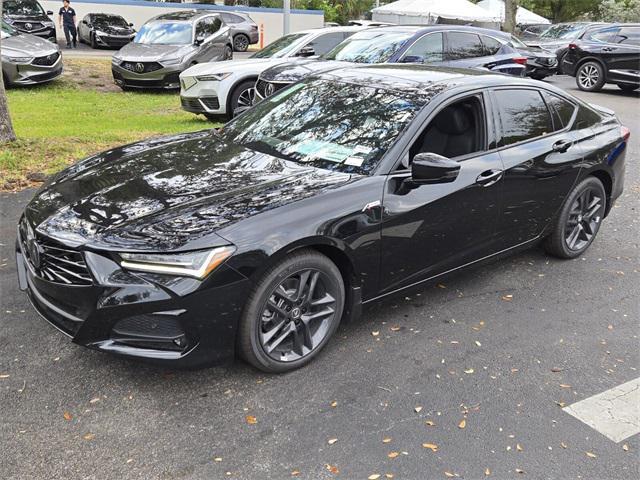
[606,26,640,83]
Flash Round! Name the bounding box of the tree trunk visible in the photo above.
[504,0,518,34]
[0,7,18,144]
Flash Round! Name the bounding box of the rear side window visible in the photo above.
[221,14,243,24]
[494,89,553,146]
[402,32,444,63]
[543,92,576,130]
[308,32,346,56]
[614,27,640,46]
[447,32,485,60]
[196,16,222,37]
[584,27,617,43]
[481,35,503,55]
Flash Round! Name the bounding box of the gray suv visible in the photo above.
[111,10,232,90]
[1,20,62,86]
[220,11,258,52]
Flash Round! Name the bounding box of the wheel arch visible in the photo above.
[575,56,608,75]
[587,168,613,216]
[225,75,258,114]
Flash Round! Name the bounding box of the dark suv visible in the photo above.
[562,24,640,92]
[1,0,56,43]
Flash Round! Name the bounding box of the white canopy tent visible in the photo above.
[372,0,501,29]
[477,0,550,25]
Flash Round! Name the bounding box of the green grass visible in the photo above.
[1,60,218,189]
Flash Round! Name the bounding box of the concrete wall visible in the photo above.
[40,0,324,46]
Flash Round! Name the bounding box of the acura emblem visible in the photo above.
[265,82,275,96]
[28,240,42,269]
[25,22,33,30]
[134,62,145,73]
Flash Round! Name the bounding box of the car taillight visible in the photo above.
[251,25,258,31]
[568,43,578,50]
[513,57,527,65]
[622,125,630,142]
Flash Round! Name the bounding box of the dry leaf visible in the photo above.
[382,437,392,444]
[390,326,401,332]
[560,442,567,449]
[368,475,381,480]
[388,451,400,459]
[475,341,482,347]
[214,458,223,462]
[326,464,339,474]
[330,401,337,408]
[425,420,435,426]
[89,397,101,404]
[458,419,466,429]
[83,433,95,441]
[464,368,474,374]
[511,368,519,373]
[0,374,9,379]
[559,384,571,389]
[422,443,438,452]
[385,475,394,479]
[586,451,597,458]
[63,412,72,421]
[437,284,447,289]
[555,401,566,407]
[372,331,380,337]
[245,415,257,425]
[516,444,523,452]
[550,367,563,373]
[502,294,513,301]
[414,406,423,413]
[515,468,525,474]
[622,444,629,452]
[327,438,338,445]
[291,471,300,477]
[444,472,455,478]
[485,468,491,476]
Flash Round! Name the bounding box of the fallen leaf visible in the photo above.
[0,374,10,379]
[83,433,95,441]
[458,419,466,429]
[515,468,525,474]
[388,451,399,458]
[422,443,438,452]
[89,397,101,404]
[555,401,566,407]
[559,384,572,389]
[291,471,300,477]
[368,475,381,480]
[326,464,339,474]
[560,442,567,449]
[214,458,223,462]
[383,437,392,443]
[63,412,72,421]
[330,401,337,408]
[511,368,519,373]
[444,472,456,478]
[550,367,563,373]
[485,468,491,476]
[245,415,257,425]
[414,406,423,413]
[502,294,513,301]
[437,284,447,289]
[475,341,482,347]
[516,443,523,452]
[425,420,435,426]
[586,451,597,458]
[372,331,380,337]
[464,368,474,374]
[622,444,629,452]
[327,438,338,445]
[390,326,401,332]
[385,475,394,479]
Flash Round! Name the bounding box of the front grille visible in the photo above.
[14,21,45,32]
[181,96,204,112]
[28,68,62,83]
[536,57,558,66]
[102,37,132,47]
[32,52,60,66]
[121,61,163,74]
[255,79,289,99]
[201,97,220,110]
[19,218,93,286]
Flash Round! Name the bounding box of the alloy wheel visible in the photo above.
[259,269,338,362]
[578,64,600,89]
[564,187,603,252]
[234,35,249,52]
[234,87,256,115]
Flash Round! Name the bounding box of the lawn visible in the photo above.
[0,58,217,190]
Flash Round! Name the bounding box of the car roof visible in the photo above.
[301,25,371,34]
[151,10,218,22]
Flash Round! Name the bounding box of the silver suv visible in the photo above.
[220,11,258,52]
[111,10,232,90]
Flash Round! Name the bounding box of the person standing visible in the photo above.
[58,0,77,49]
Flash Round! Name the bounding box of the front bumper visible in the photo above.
[179,76,234,115]
[13,26,56,43]
[16,229,250,368]
[94,34,134,48]
[526,57,558,78]
[112,62,184,89]
[3,56,63,86]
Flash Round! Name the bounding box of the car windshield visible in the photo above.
[540,24,585,40]
[3,0,44,16]
[1,20,18,38]
[94,15,129,29]
[219,79,427,175]
[135,22,192,45]
[251,33,306,58]
[323,31,413,63]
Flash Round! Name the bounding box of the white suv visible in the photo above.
[179,26,365,120]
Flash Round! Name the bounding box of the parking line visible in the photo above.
[563,378,640,443]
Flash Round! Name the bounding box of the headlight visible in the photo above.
[119,246,235,279]
[2,54,33,63]
[95,30,106,37]
[112,55,122,64]
[43,21,55,28]
[196,72,232,81]
[161,57,183,66]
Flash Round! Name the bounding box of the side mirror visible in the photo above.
[194,34,206,45]
[411,152,460,184]
[46,10,53,15]
[129,23,134,27]
[296,46,315,57]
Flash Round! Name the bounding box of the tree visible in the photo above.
[0,7,17,144]
[519,0,600,22]
[504,0,518,33]
[594,0,640,22]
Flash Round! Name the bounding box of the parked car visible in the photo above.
[16,65,628,372]
[111,10,232,90]
[496,31,557,80]
[220,11,258,52]
[517,23,550,43]
[1,19,62,86]
[179,26,365,119]
[78,13,136,49]
[561,24,640,92]
[527,22,608,72]
[1,0,55,43]
[255,26,527,101]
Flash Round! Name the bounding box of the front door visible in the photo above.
[606,26,640,83]
[379,92,504,295]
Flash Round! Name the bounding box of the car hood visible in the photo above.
[94,25,135,36]
[180,57,288,78]
[25,131,355,252]
[116,42,196,61]
[261,59,353,82]
[1,32,58,56]
[3,13,50,22]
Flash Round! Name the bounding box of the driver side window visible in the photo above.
[196,16,222,39]
[402,32,444,63]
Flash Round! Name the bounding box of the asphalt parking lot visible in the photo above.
[0,75,638,480]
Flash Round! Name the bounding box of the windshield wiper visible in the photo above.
[242,140,297,162]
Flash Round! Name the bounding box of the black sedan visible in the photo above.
[16,65,628,372]
[561,23,640,92]
[78,13,135,49]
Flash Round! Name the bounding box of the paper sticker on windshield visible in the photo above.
[344,156,364,167]
[269,83,305,103]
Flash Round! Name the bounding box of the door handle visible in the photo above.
[602,47,617,52]
[552,139,572,153]
[475,169,503,187]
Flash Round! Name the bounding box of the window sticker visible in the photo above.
[344,156,365,167]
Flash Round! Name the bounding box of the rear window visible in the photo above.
[495,89,553,146]
[614,27,640,46]
[481,35,503,55]
[543,92,576,130]
[447,32,484,60]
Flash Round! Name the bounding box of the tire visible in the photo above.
[576,61,606,91]
[543,177,606,259]
[233,34,249,52]
[237,249,345,373]
[617,83,639,92]
[228,80,256,118]
[557,52,568,74]
[530,73,547,81]
[223,44,233,60]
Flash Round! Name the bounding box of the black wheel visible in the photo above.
[229,80,256,117]
[617,83,639,92]
[233,34,249,52]
[543,177,606,259]
[576,61,605,91]
[530,73,547,81]
[223,44,233,60]
[90,32,97,49]
[557,52,568,74]
[238,250,345,373]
